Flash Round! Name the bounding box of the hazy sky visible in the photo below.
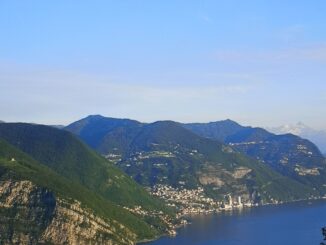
[1,1,326,129]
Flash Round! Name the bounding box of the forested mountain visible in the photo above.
[184,120,326,192]
[65,115,144,155]
[0,123,174,244]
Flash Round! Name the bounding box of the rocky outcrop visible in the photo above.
[294,166,320,176]
[0,179,135,245]
[42,199,135,245]
[0,180,56,244]
[198,166,252,187]
[232,167,252,179]
[199,175,225,186]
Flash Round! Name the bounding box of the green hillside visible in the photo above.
[184,120,326,194]
[0,139,161,243]
[0,123,167,210]
[65,115,143,155]
[0,123,176,242]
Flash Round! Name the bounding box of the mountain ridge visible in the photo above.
[183,120,326,194]
[267,122,326,154]
[65,115,323,203]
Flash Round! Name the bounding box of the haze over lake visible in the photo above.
[148,200,326,245]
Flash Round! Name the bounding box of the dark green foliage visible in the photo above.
[128,121,224,156]
[0,123,168,211]
[321,227,326,245]
[65,115,143,155]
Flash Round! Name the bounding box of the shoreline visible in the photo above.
[137,196,326,244]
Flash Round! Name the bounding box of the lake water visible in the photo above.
[147,200,326,245]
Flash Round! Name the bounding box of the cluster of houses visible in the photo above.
[151,184,256,216]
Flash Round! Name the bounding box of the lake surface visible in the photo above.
[147,200,326,245]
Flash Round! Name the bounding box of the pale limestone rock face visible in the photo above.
[0,180,56,244]
[0,179,136,245]
[199,175,224,186]
[294,166,320,176]
[0,180,36,207]
[198,166,252,187]
[232,167,252,179]
[42,199,135,245]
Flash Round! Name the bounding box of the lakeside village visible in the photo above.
[123,183,326,237]
[150,184,256,217]
[122,184,259,237]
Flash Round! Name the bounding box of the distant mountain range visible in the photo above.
[1,116,325,243]
[267,122,326,154]
[65,115,326,203]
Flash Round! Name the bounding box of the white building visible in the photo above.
[238,196,242,205]
[228,194,233,206]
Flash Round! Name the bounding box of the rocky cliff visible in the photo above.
[0,179,135,245]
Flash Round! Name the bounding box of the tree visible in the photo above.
[320,227,326,245]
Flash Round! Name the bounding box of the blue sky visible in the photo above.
[0,1,326,129]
